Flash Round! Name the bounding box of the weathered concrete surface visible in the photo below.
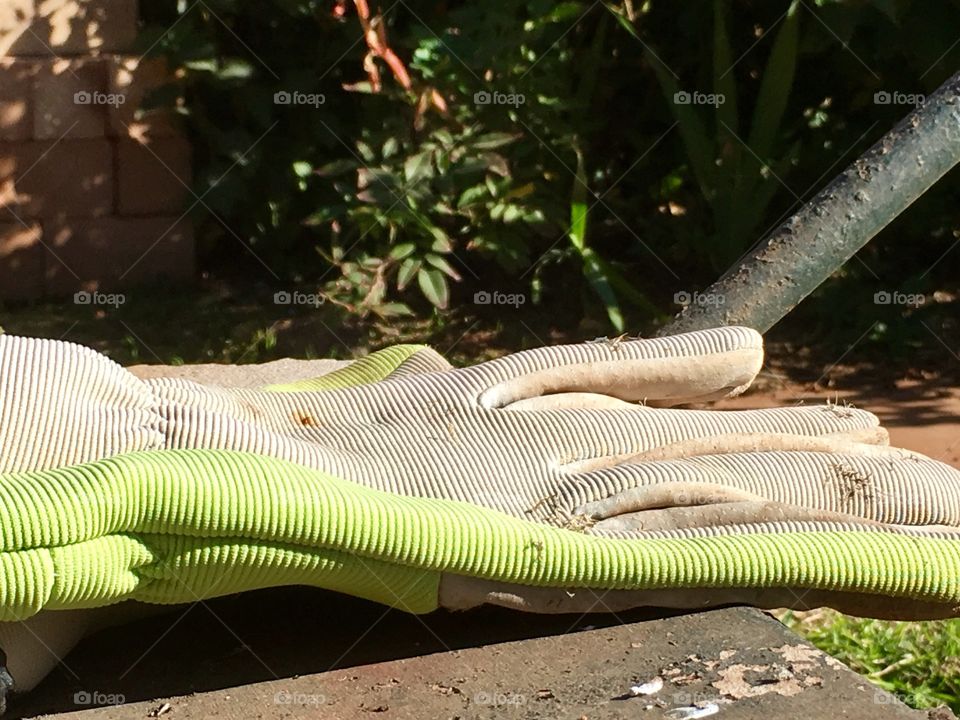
[16,597,935,720]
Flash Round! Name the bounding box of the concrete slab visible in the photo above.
[15,594,935,719]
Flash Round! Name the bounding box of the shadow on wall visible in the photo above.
[0,0,195,304]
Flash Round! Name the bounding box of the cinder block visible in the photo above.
[0,139,113,218]
[0,0,34,56]
[33,58,108,139]
[0,221,44,300]
[6,0,138,56]
[117,136,191,215]
[45,215,194,296]
[0,59,39,141]
[107,55,180,139]
[0,155,15,211]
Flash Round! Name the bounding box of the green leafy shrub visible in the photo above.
[141,0,960,334]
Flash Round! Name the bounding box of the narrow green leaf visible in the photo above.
[471,133,522,150]
[545,1,587,23]
[184,59,218,73]
[356,140,376,163]
[567,147,622,331]
[404,150,434,184]
[582,248,625,332]
[374,302,414,318]
[748,0,800,162]
[397,257,421,290]
[417,266,449,309]
[388,242,416,260]
[602,2,640,40]
[595,254,661,317]
[429,227,453,252]
[643,47,717,202]
[217,59,254,79]
[343,81,376,94]
[713,0,740,134]
[569,147,589,251]
[313,159,356,177]
[425,253,462,280]
[382,137,400,159]
[457,185,489,208]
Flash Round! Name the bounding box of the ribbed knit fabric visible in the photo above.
[261,344,450,392]
[0,335,163,473]
[1,449,959,621]
[2,328,960,621]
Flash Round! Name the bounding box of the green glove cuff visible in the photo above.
[1,449,958,621]
[261,344,440,392]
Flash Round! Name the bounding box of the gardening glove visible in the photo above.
[1,326,893,532]
[1,328,960,699]
[125,327,960,618]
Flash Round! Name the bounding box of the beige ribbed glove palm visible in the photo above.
[3,326,957,544]
[3,327,957,538]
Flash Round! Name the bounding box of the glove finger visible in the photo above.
[566,429,892,473]
[502,392,640,411]
[471,326,763,408]
[559,450,960,528]
[587,500,895,533]
[541,403,882,468]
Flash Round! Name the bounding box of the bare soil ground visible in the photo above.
[718,355,960,470]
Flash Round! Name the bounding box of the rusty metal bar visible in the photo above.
[661,70,960,335]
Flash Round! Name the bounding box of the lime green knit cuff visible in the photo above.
[0,449,958,621]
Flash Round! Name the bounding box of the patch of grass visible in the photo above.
[782,610,960,713]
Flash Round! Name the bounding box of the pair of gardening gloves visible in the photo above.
[0,326,959,702]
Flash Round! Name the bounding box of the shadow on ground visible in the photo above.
[15,589,680,718]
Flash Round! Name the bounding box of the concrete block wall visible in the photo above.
[0,0,194,302]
